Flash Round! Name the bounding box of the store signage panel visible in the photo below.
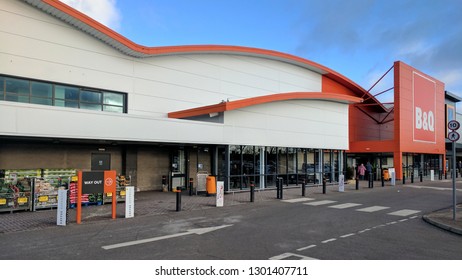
[57,189,67,226]
[338,175,345,192]
[125,186,135,218]
[413,72,436,143]
[81,171,104,194]
[103,170,117,193]
[216,181,224,207]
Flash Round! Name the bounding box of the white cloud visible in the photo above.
[60,0,121,30]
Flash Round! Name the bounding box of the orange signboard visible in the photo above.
[413,72,437,143]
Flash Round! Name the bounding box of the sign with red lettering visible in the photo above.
[413,72,436,143]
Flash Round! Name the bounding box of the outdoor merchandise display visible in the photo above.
[0,170,35,213]
[32,169,76,210]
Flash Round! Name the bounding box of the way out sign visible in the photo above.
[77,170,117,224]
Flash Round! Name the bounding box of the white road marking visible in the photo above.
[329,203,362,209]
[356,206,390,213]
[303,200,337,206]
[282,198,315,203]
[409,216,419,219]
[269,252,318,260]
[399,218,409,222]
[321,238,337,244]
[102,224,233,250]
[358,228,371,233]
[404,185,461,191]
[297,244,317,251]
[387,209,421,217]
[340,233,356,238]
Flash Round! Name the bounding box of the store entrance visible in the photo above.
[170,149,186,191]
[169,146,216,193]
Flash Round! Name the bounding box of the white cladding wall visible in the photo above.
[224,100,349,149]
[0,0,349,149]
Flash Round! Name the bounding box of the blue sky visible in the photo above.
[61,0,462,108]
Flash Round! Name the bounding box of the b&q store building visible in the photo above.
[1,0,461,196]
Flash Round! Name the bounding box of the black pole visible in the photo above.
[355,178,359,190]
[302,180,306,197]
[370,174,374,188]
[368,175,371,188]
[176,189,182,212]
[250,181,255,202]
[420,172,423,182]
[279,177,284,199]
[411,172,414,184]
[322,177,326,194]
[276,177,280,199]
[381,173,384,187]
[403,174,406,185]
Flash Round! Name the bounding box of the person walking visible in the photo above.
[358,163,366,180]
[366,161,373,185]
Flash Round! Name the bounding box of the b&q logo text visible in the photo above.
[415,107,434,132]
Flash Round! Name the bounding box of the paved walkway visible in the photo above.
[1,179,461,235]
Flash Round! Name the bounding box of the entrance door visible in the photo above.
[91,153,111,170]
[171,149,186,191]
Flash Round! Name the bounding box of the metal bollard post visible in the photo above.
[381,174,384,187]
[302,180,306,197]
[276,178,280,199]
[411,173,414,183]
[355,178,359,190]
[420,172,423,182]
[322,178,326,194]
[370,175,374,188]
[445,171,447,180]
[403,174,406,185]
[250,182,255,202]
[279,177,284,199]
[175,188,182,212]
[189,178,193,196]
[368,176,371,188]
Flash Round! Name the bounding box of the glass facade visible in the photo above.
[227,145,344,191]
[0,75,126,113]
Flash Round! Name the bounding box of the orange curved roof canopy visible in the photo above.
[168,92,363,119]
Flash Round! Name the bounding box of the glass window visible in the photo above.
[278,147,287,174]
[287,148,296,174]
[0,76,4,98]
[80,90,101,103]
[31,82,52,98]
[6,78,29,95]
[230,145,241,176]
[266,147,277,175]
[80,103,102,111]
[5,93,29,103]
[31,97,52,106]
[242,146,255,175]
[103,105,123,113]
[103,92,124,106]
[297,149,306,174]
[1,76,125,113]
[55,100,79,108]
[55,85,79,100]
